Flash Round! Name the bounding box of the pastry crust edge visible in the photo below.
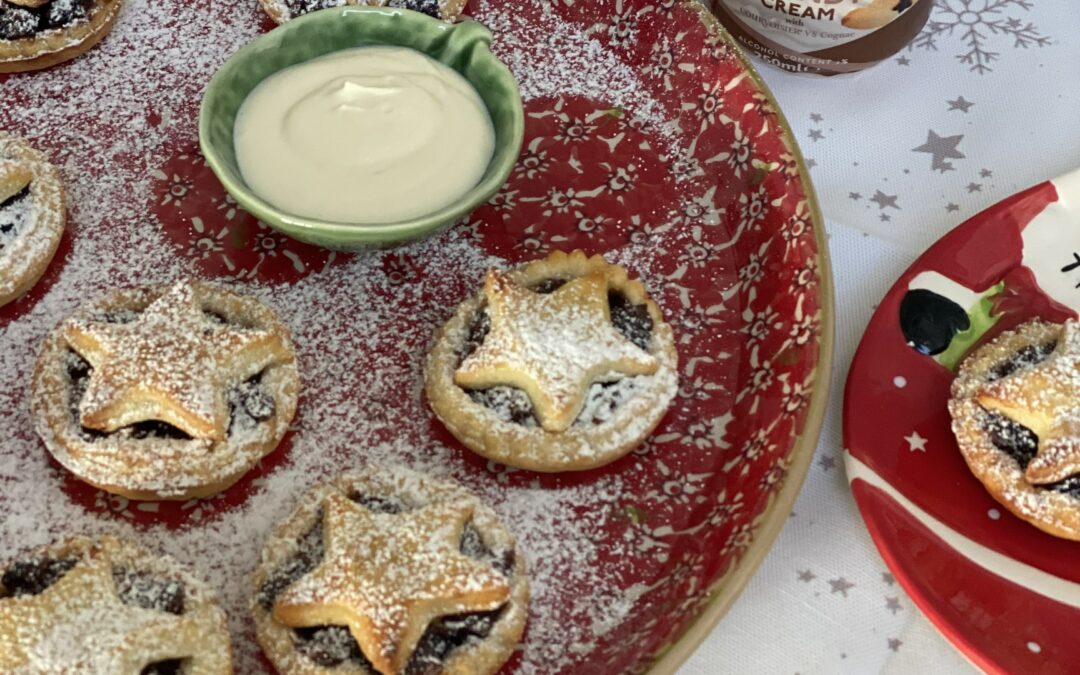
[29,281,300,501]
[424,249,679,473]
[0,0,124,74]
[0,133,66,308]
[949,319,1080,541]
[250,466,529,675]
[0,534,234,673]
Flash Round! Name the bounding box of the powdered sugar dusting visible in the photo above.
[0,536,231,672]
[0,0,756,672]
[481,2,667,131]
[456,269,659,433]
[951,319,1080,538]
[0,134,65,302]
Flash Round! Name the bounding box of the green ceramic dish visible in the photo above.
[199,7,524,250]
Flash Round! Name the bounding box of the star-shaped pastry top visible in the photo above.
[273,494,510,675]
[454,269,658,432]
[64,281,289,441]
[0,555,191,672]
[978,322,1080,484]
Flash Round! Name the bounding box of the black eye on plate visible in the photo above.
[899,288,970,356]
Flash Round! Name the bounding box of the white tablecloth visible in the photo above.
[681,1,1080,672]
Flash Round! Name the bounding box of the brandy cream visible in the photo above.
[234,46,495,224]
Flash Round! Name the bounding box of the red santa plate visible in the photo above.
[845,170,1080,674]
[0,1,829,672]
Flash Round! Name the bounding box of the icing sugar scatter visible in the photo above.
[481,3,665,125]
[0,1,688,672]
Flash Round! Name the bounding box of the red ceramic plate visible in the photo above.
[845,170,1080,673]
[0,1,830,672]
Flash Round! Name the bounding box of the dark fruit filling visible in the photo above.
[458,279,655,426]
[349,493,405,514]
[1,556,78,597]
[116,569,187,675]
[982,411,1038,469]
[259,496,513,669]
[296,625,374,669]
[0,0,93,40]
[228,376,276,435]
[2,555,186,674]
[529,278,568,294]
[114,568,185,615]
[982,411,1080,498]
[141,662,184,675]
[1,559,186,611]
[387,0,443,18]
[65,351,274,442]
[987,341,1057,382]
[609,291,654,351]
[461,310,491,363]
[283,0,445,19]
[0,5,36,39]
[467,387,537,427]
[257,518,325,611]
[407,608,505,675]
[0,184,31,250]
[979,340,1080,496]
[201,309,228,325]
[284,0,341,17]
[95,308,142,324]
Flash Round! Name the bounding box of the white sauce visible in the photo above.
[233,46,495,224]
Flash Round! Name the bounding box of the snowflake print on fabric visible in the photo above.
[911,0,1052,74]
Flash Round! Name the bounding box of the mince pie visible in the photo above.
[252,466,528,675]
[950,319,1080,540]
[258,0,466,24]
[426,249,679,472]
[0,535,232,673]
[0,0,123,73]
[31,280,299,501]
[0,133,64,308]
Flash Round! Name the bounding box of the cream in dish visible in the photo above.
[233,46,495,224]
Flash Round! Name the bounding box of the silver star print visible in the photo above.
[895,55,911,66]
[913,130,965,173]
[849,192,862,201]
[947,96,974,113]
[871,191,900,210]
[946,203,960,212]
[905,432,927,452]
[818,456,836,472]
[829,578,855,597]
[886,596,902,614]
[980,168,993,178]
[967,182,982,193]
[810,113,823,123]
[798,569,816,582]
[910,0,1051,74]
[888,638,902,652]
[808,129,825,142]
[882,572,895,586]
